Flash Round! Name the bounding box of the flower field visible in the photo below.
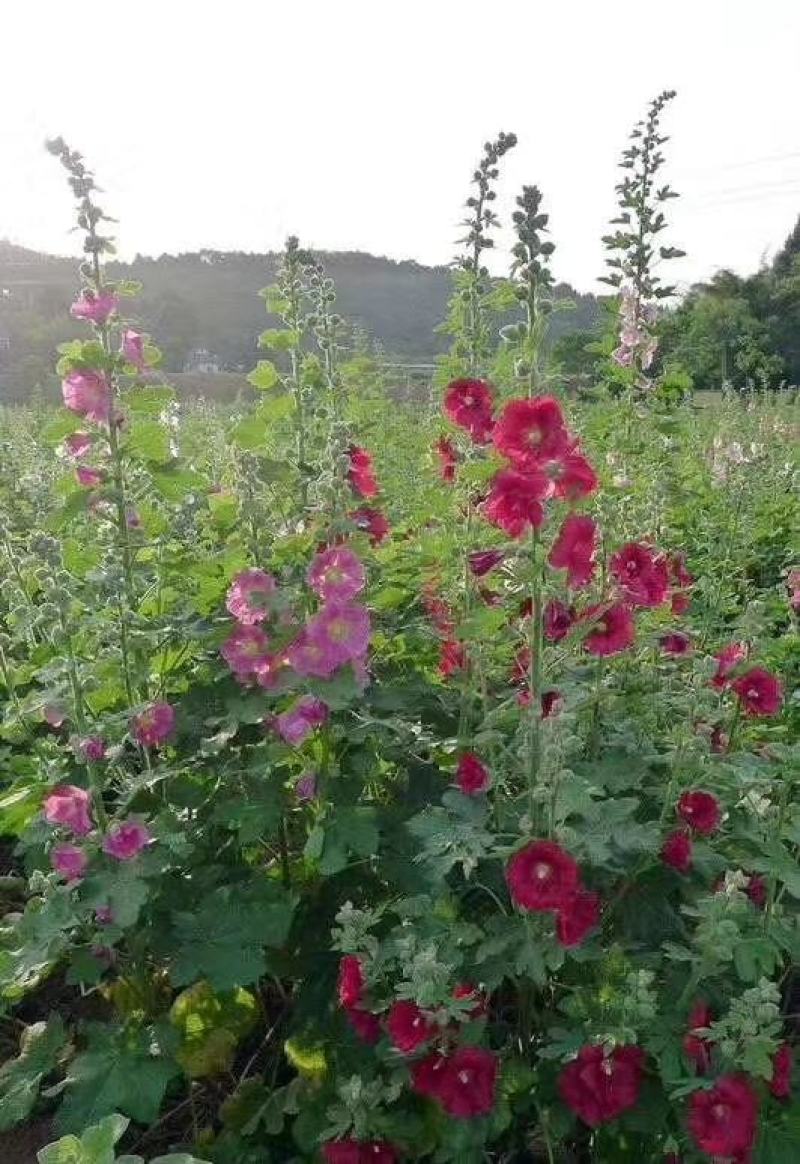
[0,110,799,1164]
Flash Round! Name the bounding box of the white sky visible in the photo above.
[2,0,799,293]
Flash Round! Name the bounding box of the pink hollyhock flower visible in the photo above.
[386,999,435,1055]
[103,819,151,861]
[669,553,693,615]
[337,954,366,1009]
[126,508,141,529]
[456,752,491,795]
[711,641,748,690]
[51,843,88,882]
[75,736,107,763]
[683,1002,714,1075]
[660,632,691,656]
[62,370,111,424]
[452,983,488,1020]
[131,701,175,748]
[350,507,390,545]
[687,1074,758,1161]
[75,466,104,487]
[731,666,783,717]
[492,396,569,470]
[611,542,670,607]
[308,546,366,603]
[43,784,93,836]
[548,514,598,588]
[253,652,285,690]
[469,549,505,578]
[294,772,317,801]
[582,603,635,657]
[286,631,337,679]
[63,431,92,459]
[275,696,329,746]
[770,1044,792,1100]
[44,703,67,729]
[788,568,800,614]
[221,624,271,682]
[484,467,550,538]
[434,1046,499,1119]
[550,449,599,501]
[347,445,379,498]
[121,329,147,371]
[678,790,721,836]
[307,602,371,667]
[662,830,692,873]
[439,638,466,678]
[544,599,575,642]
[556,889,601,948]
[746,874,767,909]
[95,905,114,925]
[225,568,277,625]
[70,289,118,325]
[507,840,580,912]
[443,378,495,444]
[435,436,458,483]
[558,1044,645,1127]
[346,1007,381,1044]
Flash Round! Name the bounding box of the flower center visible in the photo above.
[458,1070,472,1085]
[747,687,759,699]
[533,862,552,882]
[712,1103,729,1121]
[328,619,348,641]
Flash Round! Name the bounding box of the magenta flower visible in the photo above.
[63,431,92,459]
[75,466,104,488]
[95,905,114,925]
[43,784,93,836]
[225,568,277,625]
[103,820,151,861]
[309,602,371,665]
[75,736,107,763]
[221,624,272,682]
[51,843,88,882]
[126,508,141,529]
[295,772,318,801]
[307,547,366,603]
[276,696,330,746]
[121,329,147,371]
[131,701,175,748]
[62,370,111,424]
[70,289,118,326]
[286,631,338,679]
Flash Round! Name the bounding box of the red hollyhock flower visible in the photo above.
[550,448,599,502]
[411,1051,449,1098]
[669,552,694,615]
[544,600,575,642]
[493,396,570,470]
[338,954,365,1009]
[687,1074,758,1161]
[456,753,491,796]
[479,587,501,607]
[443,378,495,444]
[347,445,379,498]
[662,830,693,873]
[660,632,692,656]
[386,999,435,1055]
[507,840,580,912]
[483,467,550,538]
[347,1007,381,1045]
[469,549,505,577]
[678,790,721,836]
[511,646,531,687]
[453,982,488,1020]
[746,874,767,909]
[351,507,390,545]
[439,639,466,677]
[323,1141,397,1164]
[731,667,783,717]
[683,1003,714,1075]
[770,1043,792,1099]
[541,689,563,718]
[610,543,670,607]
[435,436,458,483]
[548,514,598,588]
[583,603,635,657]
[711,641,748,690]
[558,1044,645,1127]
[422,582,455,637]
[435,1046,499,1119]
[556,889,601,948]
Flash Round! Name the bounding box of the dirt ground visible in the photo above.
[0,1118,53,1164]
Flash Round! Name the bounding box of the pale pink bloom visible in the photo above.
[309,602,371,667]
[43,704,67,729]
[76,466,104,488]
[612,346,634,368]
[131,701,175,748]
[121,329,147,371]
[63,432,92,459]
[75,736,107,763]
[103,819,151,861]
[295,772,318,801]
[307,546,366,603]
[70,289,118,326]
[225,569,277,625]
[221,624,271,682]
[286,630,339,679]
[275,696,329,746]
[51,843,88,882]
[62,370,111,423]
[43,784,93,836]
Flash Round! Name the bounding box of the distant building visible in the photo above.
[183,347,220,373]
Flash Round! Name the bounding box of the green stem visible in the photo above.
[527,525,544,826]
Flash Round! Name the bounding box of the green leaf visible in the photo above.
[170,981,257,1078]
[0,1017,68,1131]
[39,411,83,446]
[81,863,149,929]
[124,386,175,415]
[150,464,206,502]
[38,1114,129,1164]
[247,361,281,392]
[123,419,172,465]
[258,329,300,352]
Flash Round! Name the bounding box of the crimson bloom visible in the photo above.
[483,467,550,538]
[469,549,505,578]
[434,1046,499,1119]
[661,830,693,873]
[435,436,458,483]
[541,689,563,718]
[43,785,93,837]
[323,1142,396,1164]
[678,790,721,836]
[731,667,783,717]
[558,1044,645,1127]
[492,396,570,469]
[347,446,379,498]
[439,639,466,678]
[386,1000,435,1055]
[226,568,277,625]
[582,603,635,657]
[443,378,495,444]
[456,752,491,795]
[452,983,488,1020]
[711,641,748,690]
[556,889,601,948]
[131,701,175,748]
[548,514,598,588]
[746,874,767,910]
[687,1074,758,1161]
[350,507,390,545]
[683,1003,714,1075]
[610,542,670,607]
[770,1044,792,1100]
[544,600,575,642]
[347,1007,381,1045]
[337,955,365,1009]
[660,632,692,656]
[507,840,580,912]
[550,449,599,502]
[411,1051,449,1099]
[669,552,694,615]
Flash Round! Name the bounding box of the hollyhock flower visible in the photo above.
[683,1003,714,1075]
[337,954,365,1009]
[541,689,563,718]
[308,547,366,603]
[70,289,118,325]
[295,772,318,801]
[51,843,88,882]
[770,1044,792,1099]
[548,514,598,588]
[610,543,670,607]
[307,602,371,668]
[469,549,505,578]
[788,568,800,614]
[510,646,531,687]
[507,840,580,912]
[731,667,783,717]
[347,445,379,498]
[423,583,455,637]
[687,1074,758,1161]
[435,436,458,483]
[126,508,141,529]
[492,396,570,469]
[347,1007,381,1044]
[678,791,721,836]
[103,820,151,861]
[62,370,111,424]
[662,830,692,873]
[439,639,466,678]
[711,642,748,690]
[710,724,729,754]
[483,467,550,538]
[746,874,767,909]
[131,701,175,748]
[582,603,635,657]
[63,431,92,459]
[275,696,329,746]
[323,1142,396,1164]
[75,466,104,487]
[225,568,277,625]
[452,983,488,1020]
[43,703,67,729]
[386,1000,435,1055]
[612,345,634,368]
[221,624,271,682]
[660,632,691,656]
[669,553,694,615]
[556,889,601,948]
[95,905,114,925]
[456,753,491,795]
[254,652,286,690]
[351,507,390,545]
[75,736,106,763]
[544,600,575,642]
[287,631,337,679]
[411,1052,449,1099]
[443,378,495,444]
[121,329,147,371]
[435,1046,499,1119]
[479,587,501,607]
[43,785,93,837]
[558,1044,645,1127]
[550,449,599,502]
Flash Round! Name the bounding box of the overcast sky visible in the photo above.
[2,1,799,293]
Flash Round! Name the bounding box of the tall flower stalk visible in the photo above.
[507,184,555,397]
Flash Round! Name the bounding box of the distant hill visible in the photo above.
[0,242,602,399]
